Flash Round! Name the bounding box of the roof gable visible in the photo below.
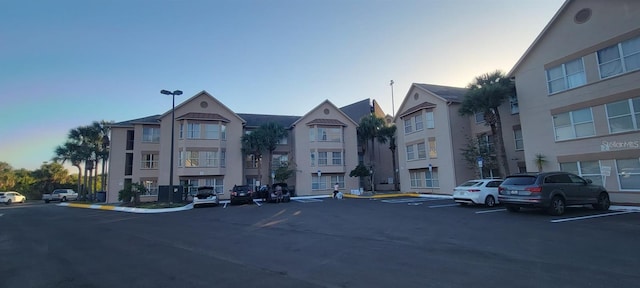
[292,100,359,127]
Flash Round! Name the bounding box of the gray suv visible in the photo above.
[498,171,610,215]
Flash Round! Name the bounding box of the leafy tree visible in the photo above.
[459,70,514,178]
[32,162,72,196]
[0,162,16,191]
[118,182,147,205]
[53,141,84,195]
[378,125,398,190]
[460,136,498,178]
[258,122,288,185]
[349,164,372,190]
[241,130,266,186]
[356,115,386,190]
[274,163,296,183]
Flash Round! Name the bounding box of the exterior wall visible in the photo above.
[292,102,359,196]
[106,127,131,203]
[447,104,475,187]
[513,0,640,203]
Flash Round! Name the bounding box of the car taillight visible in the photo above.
[498,187,504,193]
[467,189,480,193]
[526,186,542,193]
[231,192,237,196]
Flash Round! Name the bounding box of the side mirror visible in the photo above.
[585,179,593,184]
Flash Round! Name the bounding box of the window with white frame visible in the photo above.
[553,108,595,141]
[142,179,158,195]
[204,151,218,167]
[245,154,258,168]
[310,126,341,142]
[201,178,224,194]
[478,134,494,154]
[187,179,199,195]
[425,168,439,188]
[142,127,160,143]
[309,128,316,142]
[559,161,603,186]
[417,142,427,159]
[187,123,200,139]
[546,58,586,94]
[179,124,184,139]
[475,112,484,123]
[141,153,159,169]
[277,135,288,144]
[204,124,220,140]
[606,97,640,133]
[330,175,344,188]
[414,114,423,131]
[404,118,412,134]
[597,35,640,79]
[425,111,435,129]
[272,154,288,169]
[318,152,328,166]
[428,137,437,158]
[510,94,519,114]
[616,158,640,190]
[326,127,342,142]
[410,171,422,188]
[310,151,315,166]
[185,151,199,167]
[406,145,415,160]
[220,124,226,140]
[312,175,328,190]
[514,129,524,151]
[332,151,342,165]
[220,150,226,167]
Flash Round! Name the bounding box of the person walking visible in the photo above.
[333,183,339,199]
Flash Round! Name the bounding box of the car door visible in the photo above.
[567,173,598,204]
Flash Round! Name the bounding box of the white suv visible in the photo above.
[453,179,503,207]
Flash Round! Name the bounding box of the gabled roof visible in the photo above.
[340,99,372,123]
[507,0,571,77]
[176,112,231,122]
[305,119,347,126]
[109,115,161,127]
[161,90,246,124]
[236,114,301,129]
[413,84,467,103]
[292,100,359,127]
[398,101,437,118]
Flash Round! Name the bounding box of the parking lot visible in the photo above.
[2,196,640,288]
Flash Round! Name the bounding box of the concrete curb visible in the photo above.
[58,202,194,213]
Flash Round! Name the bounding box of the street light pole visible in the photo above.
[390,80,395,117]
[161,89,183,204]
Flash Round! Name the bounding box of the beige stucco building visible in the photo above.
[509,0,640,204]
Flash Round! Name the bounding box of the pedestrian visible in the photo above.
[333,183,339,199]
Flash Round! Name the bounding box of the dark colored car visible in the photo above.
[230,185,253,205]
[267,183,291,203]
[498,171,610,215]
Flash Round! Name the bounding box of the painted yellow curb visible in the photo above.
[67,203,116,211]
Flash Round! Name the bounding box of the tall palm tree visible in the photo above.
[53,141,84,194]
[378,125,398,190]
[357,114,385,190]
[90,120,112,192]
[241,130,266,187]
[459,70,514,178]
[67,125,100,198]
[259,122,288,185]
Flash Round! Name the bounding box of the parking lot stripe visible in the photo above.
[550,211,636,223]
[381,198,438,204]
[475,208,507,214]
[428,204,459,208]
[294,198,323,203]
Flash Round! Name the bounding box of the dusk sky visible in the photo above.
[0,0,565,171]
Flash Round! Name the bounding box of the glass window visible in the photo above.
[410,171,422,188]
[142,127,160,143]
[406,145,415,160]
[187,123,200,139]
[204,151,218,167]
[204,124,220,140]
[598,35,640,79]
[562,161,603,186]
[616,158,640,190]
[414,115,423,131]
[514,129,524,151]
[220,124,226,140]
[428,138,437,158]
[425,169,439,188]
[553,108,594,141]
[331,175,344,188]
[475,112,484,123]
[510,95,519,114]
[185,151,199,167]
[310,151,315,166]
[312,175,328,190]
[404,119,412,134]
[326,127,342,142]
[141,153,158,169]
[606,98,640,133]
[220,150,226,168]
[332,151,342,165]
[417,142,427,159]
[546,58,586,94]
[318,152,328,166]
[425,112,435,129]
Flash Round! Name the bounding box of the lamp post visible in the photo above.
[390,80,395,117]
[161,89,183,203]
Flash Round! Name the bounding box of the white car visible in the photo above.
[453,179,503,207]
[192,186,219,208]
[0,191,26,205]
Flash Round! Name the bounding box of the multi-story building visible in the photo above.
[105,91,392,203]
[509,0,640,204]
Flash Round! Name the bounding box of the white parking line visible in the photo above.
[428,204,459,208]
[551,211,636,223]
[381,198,438,204]
[475,208,507,214]
[294,198,323,203]
[0,213,3,217]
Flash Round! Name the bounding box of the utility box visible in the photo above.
[158,185,182,203]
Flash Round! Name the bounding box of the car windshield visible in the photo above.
[502,176,537,185]
[459,181,481,187]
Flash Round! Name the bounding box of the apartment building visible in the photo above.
[509,0,640,203]
[105,91,390,203]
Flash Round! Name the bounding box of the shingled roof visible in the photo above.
[305,119,348,126]
[398,101,437,118]
[414,83,467,103]
[109,115,161,127]
[340,99,371,123]
[176,112,231,122]
[236,113,301,128]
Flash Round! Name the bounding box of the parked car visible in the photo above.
[0,191,26,205]
[230,185,254,205]
[453,179,503,207]
[267,183,291,203]
[192,186,219,208]
[256,185,269,201]
[43,189,78,203]
[498,171,610,216]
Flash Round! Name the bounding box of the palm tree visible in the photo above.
[356,114,385,190]
[90,120,112,192]
[241,130,266,187]
[66,125,101,198]
[378,125,398,190]
[53,141,84,194]
[258,122,288,185]
[459,70,514,178]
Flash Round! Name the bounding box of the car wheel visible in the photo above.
[505,205,520,212]
[45,200,50,203]
[484,195,496,207]
[548,196,565,216]
[593,192,610,211]
[21,198,25,203]
[5,199,11,205]
[61,196,67,202]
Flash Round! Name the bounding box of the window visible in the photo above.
[514,129,524,151]
[310,127,341,142]
[142,179,158,195]
[478,134,495,154]
[220,150,226,167]
[332,152,342,165]
[510,95,519,114]
[204,124,220,140]
[616,158,640,190]
[425,169,439,188]
[414,115,423,131]
[425,112,434,129]
[410,171,422,188]
[220,124,226,140]
[310,151,315,166]
[553,108,595,141]
[312,175,328,190]
[318,152,328,166]
[141,153,159,169]
[597,35,640,79]
[606,98,640,133]
[331,175,344,188]
[326,127,342,142]
[277,136,288,144]
[318,128,327,141]
[142,127,160,143]
[179,124,183,139]
[185,151,199,167]
[475,112,484,123]
[125,153,133,176]
[404,119,412,134]
[204,151,218,167]
[417,142,427,159]
[309,128,316,142]
[560,161,603,186]
[245,154,258,168]
[428,137,437,158]
[406,145,415,160]
[272,154,289,169]
[126,130,134,150]
[187,123,200,139]
[546,58,586,94]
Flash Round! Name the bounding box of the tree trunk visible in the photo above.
[391,147,399,191]
[492,110,511,178]
[75,165,82,196]
[100,158,107,191]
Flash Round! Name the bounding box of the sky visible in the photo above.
[0,0,565,171]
